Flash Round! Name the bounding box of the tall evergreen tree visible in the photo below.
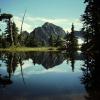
[5,21,18,46]
[12,22,19,45]
[81,0,100,68]
[5,20,12,46]
[67,24,78,51]
[81,0,100,52]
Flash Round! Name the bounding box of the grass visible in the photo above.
[0,47,59,52]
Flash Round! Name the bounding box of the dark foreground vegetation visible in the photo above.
[81,1,100,97]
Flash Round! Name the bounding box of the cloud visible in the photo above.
[13,16,33,33]
[26,17,68,23]
[13,15,82,33]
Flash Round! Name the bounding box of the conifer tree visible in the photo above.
[67,24,78,51]
[81,0,100,52]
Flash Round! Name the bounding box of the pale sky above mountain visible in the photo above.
[0,0,85,33]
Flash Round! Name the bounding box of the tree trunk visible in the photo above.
[9,18,14,46]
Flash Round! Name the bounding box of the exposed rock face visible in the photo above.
[30,22,66,45]
[30,52,65,69]
[19,22,84,46]
[74,31,84,38]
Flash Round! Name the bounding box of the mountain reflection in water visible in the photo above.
[0,51,91,100]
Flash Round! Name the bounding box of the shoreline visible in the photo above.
[0,47,59,52]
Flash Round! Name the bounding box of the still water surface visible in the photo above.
[0,51,87,100]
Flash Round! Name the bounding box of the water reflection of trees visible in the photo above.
[0,75,12,88]
[65,51,76,72]
[0,52,16,87]
[0,52,65,87]
[0,52,24,87]
[81,54,100,100]
[0,51,83,87]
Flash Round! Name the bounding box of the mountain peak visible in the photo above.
[30,22,66,46]
[42,22,55,27]
[44,22,51,25]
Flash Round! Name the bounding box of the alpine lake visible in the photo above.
[0,51,99,100]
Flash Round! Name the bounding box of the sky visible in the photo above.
[0,0,85,33]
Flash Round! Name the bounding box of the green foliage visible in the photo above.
[81,0,100,52]
[28,34,39,47]
[65,24,78,51]
[18,35,29,46]
[0,13,13,21]
[12,22,19,45]
[4,21,19,46]
[4,20,11,45]
[0,13,19,48]
[55,35,63,47]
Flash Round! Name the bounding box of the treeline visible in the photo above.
[18,31,64,47]
[0,13,78,50]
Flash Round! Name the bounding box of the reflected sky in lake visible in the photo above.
[14,60,84,76]
[0,51,87,100]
